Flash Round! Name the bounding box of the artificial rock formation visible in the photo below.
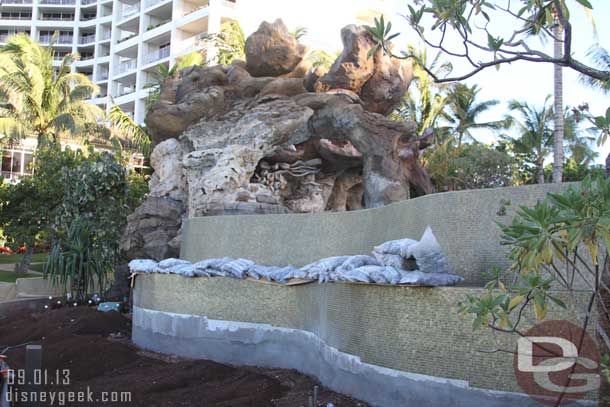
[123,19,433,259]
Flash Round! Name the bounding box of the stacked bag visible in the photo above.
[129,226,463,287]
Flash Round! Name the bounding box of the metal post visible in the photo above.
[25,345,42,406]
[313,385,319,406]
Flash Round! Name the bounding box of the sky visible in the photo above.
[236,0,610,164]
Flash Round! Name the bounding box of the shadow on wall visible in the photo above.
[181,182,577,286]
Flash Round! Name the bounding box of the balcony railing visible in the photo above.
[143,46,169,64]
[40,15,75,21]
[80,14,97,21]
[0,31,30,42]
[121,4,140,19]
[118,87,135,96]
[99,31,111,41]
[80,54,94,60]
[145,19,170,31]
[81,0,96,5]
[1,15,32,20]
[39,35,74,44]
[40,0,76,4]
[2,0,33,4]
[144,0,164,8]
[117,33,137,43]
[118,59,137,74]
[97,73,109,81]
[78,35,95,44]
[183,2,209,16]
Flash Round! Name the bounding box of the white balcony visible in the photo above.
[1,0,33,4]
[118,59,137,74]
[78,35,95,44]
[40,0,76,4]
[121,4,140,19]
[143,46,169,65]
[39,35,74,45]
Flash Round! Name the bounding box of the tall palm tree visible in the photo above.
[445,84,506,146]
[393,45,452,138]
[504,97,555,184]
[0,33,104,147]
[552,18,564,184]
[106,103,151,156]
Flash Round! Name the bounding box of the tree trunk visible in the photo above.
[14,246,34,275]
[537,165,545,184]
[552,22,564,183]
[606,152,610,179]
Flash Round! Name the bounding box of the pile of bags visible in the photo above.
[129,227,463,287]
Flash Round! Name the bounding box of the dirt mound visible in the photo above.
[0,305,368,406]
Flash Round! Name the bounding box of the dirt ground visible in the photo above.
[0,304,369,406]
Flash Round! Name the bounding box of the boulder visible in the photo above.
[245,19,306,77]
[148,138,187,202]
[360,51,413,115]
[259,77,307,97]
[145,86,226,144]
[120,196,184,260]
[314,25,376,93]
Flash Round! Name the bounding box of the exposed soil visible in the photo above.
[0,304,369,406]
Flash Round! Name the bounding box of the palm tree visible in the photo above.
[290,26,308,41]
[579,46,610,94]
[551,17,564,184]
[107,103,151,156]
[445,84,506,146]
[504,97,555,184]
[0,33,104,147]
[392,45,452,138]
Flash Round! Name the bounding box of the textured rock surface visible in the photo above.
[314,25,376,94]
[123,19,433,259]
[245,19,306,77]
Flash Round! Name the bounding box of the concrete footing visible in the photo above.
[132,306,590,407]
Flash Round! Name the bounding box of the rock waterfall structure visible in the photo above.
[121,19,433,260]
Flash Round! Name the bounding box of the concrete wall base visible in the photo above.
[132,306,590,407]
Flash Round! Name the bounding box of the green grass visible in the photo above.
[0,269,40,283]
[0,252,48,264]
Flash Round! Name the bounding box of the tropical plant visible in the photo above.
[503,97,555,184]
[305,50,338,71]
[445,84,506,145]
[126,171,149,212]
[459,176,610,405]
[424,137,514,191]
[107,104,151,156]
[45,216,112,301]
[53,152,129,263]
[391,45,451,137]
[366,3,608,184]
[290,26,308,41]
[0,33,105,147]
[579,46,610,95]
[199,20,246,66]
[0,178,44,274]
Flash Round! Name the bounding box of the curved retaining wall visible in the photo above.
[132,274,592,407]
[181,183,575,286]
